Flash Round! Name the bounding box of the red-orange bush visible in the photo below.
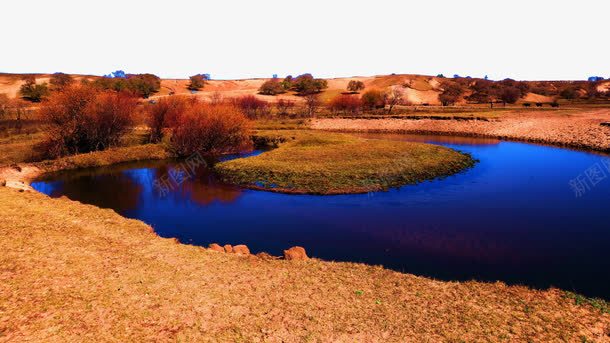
[169,102,251,156]
[146,96,192,143]
[232,95,269,119]
[38,85,138,157]
[328,94,362,115]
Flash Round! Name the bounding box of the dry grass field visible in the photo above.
[313,108,610,152]
[0,186,608,342]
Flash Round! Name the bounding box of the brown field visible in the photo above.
[312,108,610,152]
[1,186,608,342]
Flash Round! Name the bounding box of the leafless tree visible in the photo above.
[0,94,9,120]
[210,91,223,105]
[385,87,404,114]
[305,94,321,117]
[276,99,295,116]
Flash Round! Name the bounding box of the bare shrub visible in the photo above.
[169,102,251,156]
[385,87,404,114]
[439,81,464,106]
[276,99,295,116]
[0,94,9,119]
[328,94,362,115]
[38,85,137,158]
[499,86,521,105]
[210,91,224,105]
[559,86,578,100]
[304,94,321,117]
[50,72,74,91]
[146,96,191,143]
[232,95,269,119]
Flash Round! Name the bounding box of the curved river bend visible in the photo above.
[32,134,610,299]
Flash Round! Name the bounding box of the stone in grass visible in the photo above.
[208,243,224,252]
[223,244,233,253]
[232,245,250,255]
[0,179,6,187]
[283,246,308,260]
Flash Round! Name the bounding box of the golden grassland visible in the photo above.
[33,143,170,173]
[0,114,609,340]
[0,186,608,342]
[216,130,475,194]
[0,131,44,166]
[0,128,153,167]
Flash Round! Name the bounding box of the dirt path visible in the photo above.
[312,110,610,152]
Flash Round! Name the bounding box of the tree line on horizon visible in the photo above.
[10,70,610,105]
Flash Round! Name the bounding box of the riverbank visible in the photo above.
[1,186,608,341]
[217,131,475,194]
[311,109,610,152]
[0,144,169,190]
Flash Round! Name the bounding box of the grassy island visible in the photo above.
[216,130,476,194]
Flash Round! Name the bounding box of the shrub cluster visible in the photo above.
[292,74,328,95]
[169,102,251,156]
[361,89,386,110]
[50,72,74,91]
[93,73,161,98]
[328,94,362,115]
[258,73,327,96]
[258,78,286,95]
[232,95,269,119]
[38,85,138,158]
[456,78,531,105]
[347,80,365,93]
[146,96,193,143]
[143,96,252,156]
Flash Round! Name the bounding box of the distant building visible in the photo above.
[588,76,604,82]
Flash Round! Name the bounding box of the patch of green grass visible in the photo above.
[216,130,475,194]
[563,291,610,314]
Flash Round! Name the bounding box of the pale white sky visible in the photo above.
[1,0,608,80]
